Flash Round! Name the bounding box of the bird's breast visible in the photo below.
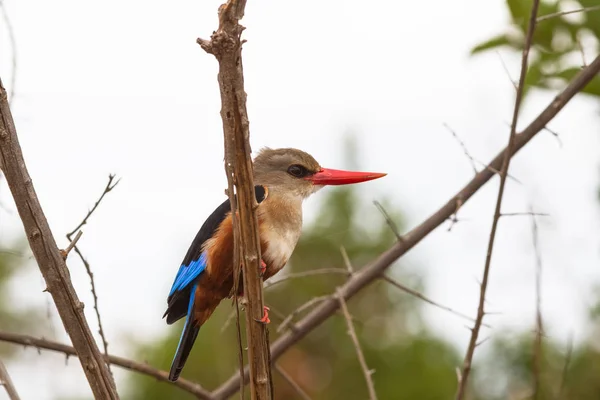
[260,226,300,276]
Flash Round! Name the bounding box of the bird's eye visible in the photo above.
[287,164,309,178]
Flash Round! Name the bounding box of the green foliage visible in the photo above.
[473,0,600,98]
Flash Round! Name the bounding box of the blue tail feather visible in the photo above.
[169,282,200,381]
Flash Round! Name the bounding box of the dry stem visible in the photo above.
[337,289,377,400]
[455,1,541,398]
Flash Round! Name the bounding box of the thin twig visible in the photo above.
[275,363,312,400]
[380,275,485,326]
[456,2,541,398]
[443,123,523,185]
[66,174,120,373]
[67,174,120,239]
[0,79,119,398]
[496,51,518,90]
[443,123,479,174]
[530,208,544,400]
[264,269,349,290]
[340,246,354,276]
[537,5,600,22]
[372,201,403,241]
[60,230,82,259]
[277,296,330,334]
[0,330,213,400]
[0,359,20,400]
[558,333,573,399]
[0,0,16,104]
[211,53,600,399]
[501,212,549,217]
[337,289,377,400]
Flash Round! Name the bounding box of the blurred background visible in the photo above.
[1,0,600,399]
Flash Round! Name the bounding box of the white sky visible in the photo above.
[1,1,600,399]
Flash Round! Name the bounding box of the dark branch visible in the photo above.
[0,330,213,400]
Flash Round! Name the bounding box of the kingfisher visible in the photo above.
[164,147,386,381]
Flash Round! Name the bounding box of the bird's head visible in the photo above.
[253,147,386,200]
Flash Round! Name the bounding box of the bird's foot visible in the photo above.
[255,306,270,324]
[260,259,267,276]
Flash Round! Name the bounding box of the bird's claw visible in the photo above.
[255,306,270,324]
[260,259,267,276]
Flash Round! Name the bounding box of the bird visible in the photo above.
[164,147,386,381]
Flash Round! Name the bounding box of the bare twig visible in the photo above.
[558,333,573,399]
[264,269,349,290]
[0,359,20,400]
[66,174,120,373]
[0,330,213,400]
[199,1,272,398]
[456,2,541,398]
[275,363,312,400]
[0,79,119,398]
[373,201,403,241]
[537,5,600,22]
[0,0,16,104]
[380,275,484,326]
[444,123,479,174]
[60,230,82,259]
[530,208,544,400]
[496,51,518,90]
[67,174,120,239]
[500,212,549,217]
[337,289,377,400]
[277,296,330,334]
[340,246,354,276]
[212,53,600,399]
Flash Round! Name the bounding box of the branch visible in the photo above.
[0,80,119,398]
[211,48,600,400]
[337,289,377,400]
[274,364,311,400]
[66,174,120,372]
[0,330,213,400]
[66,174,120,238]
[0,359,20,400]
[530,209,544,400]
[537,5,600,22]
[380,275,483,326]
[199,1,272,399]
[456,2,541,398]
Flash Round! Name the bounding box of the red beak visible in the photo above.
[306,168,387,186]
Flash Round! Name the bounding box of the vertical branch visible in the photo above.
[530,210,544,399]
[0,79,119,398]
[198,1,272,399]
[455,1,540,398]
[337,289,377,400]
[0,359,20,400]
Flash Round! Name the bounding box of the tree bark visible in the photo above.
[198,1,273,399]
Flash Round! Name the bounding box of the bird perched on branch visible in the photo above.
[164,147,386,381]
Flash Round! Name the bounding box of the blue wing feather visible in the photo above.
[168,252,208,296]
